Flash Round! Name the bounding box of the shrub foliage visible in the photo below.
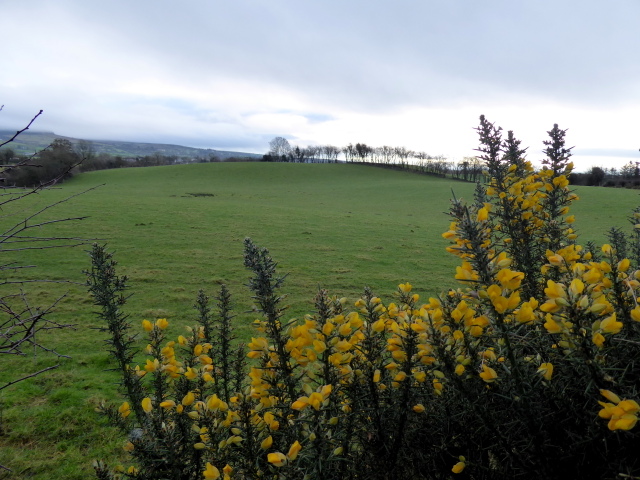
[89,117,640,480]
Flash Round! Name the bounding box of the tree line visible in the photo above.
[569,162,640,188]
[0,138,82,187]
[263,136,484,182]
[265,137,640,188]
[21,133,633,189]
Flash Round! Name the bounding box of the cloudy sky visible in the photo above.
[1,1,638,170]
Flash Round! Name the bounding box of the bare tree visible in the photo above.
[74,139,95,162]
[288,145,309,163]
[371,146,383,164]
[304,146,319,163]
[355,143,372,162]
[0,108,94,472]
[379,146,396,164]
[321,145,340,163]
[342,143,356,162]
[268,136,291,160]
[394,146,414,166]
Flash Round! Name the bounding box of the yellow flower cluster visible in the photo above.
[537,244,638,352]
[439,157,640,439]
[598,390,640,431]
[267,440,302,466]
[124,285,499,478]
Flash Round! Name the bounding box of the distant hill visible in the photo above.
[0,130,262,160]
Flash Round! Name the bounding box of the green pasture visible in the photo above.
[0,162,638,479]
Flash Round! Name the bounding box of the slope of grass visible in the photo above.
[0,163,476,479]
[7,163,476,325]
[0,162,638,479]
[571,185,640,242]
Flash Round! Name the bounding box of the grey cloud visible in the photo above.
[1,0,639,156]
[54,0,640,110]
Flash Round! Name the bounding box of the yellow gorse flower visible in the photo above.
[155,318,169,329]
[144,358,159,372]
[260,435,273,450]
[203,462,220,479]
[452,456,466,473]
[543,315,563,334]
[598,390,640,431]
[182,391,195,406]
[479,364,498,383]
[267,452,287,467]
[118,402,131,418]
[600,313,623,334]
[496,268,524,290]
[287,440,302,461]
[537,363,553,381]
[141,397,153,413]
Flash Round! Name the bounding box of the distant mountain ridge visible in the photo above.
[0,130,261,160]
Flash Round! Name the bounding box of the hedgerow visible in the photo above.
[89,117,640,480]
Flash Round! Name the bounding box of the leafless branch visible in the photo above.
[10,214,89,229]
[0,109,91,411]
[0,291,74,355]
[0,110,43,149]
[0,159,90,211]
[0,264,36,271]
[0,164,43,168]
[0,235,91,243]
[0,270,91,287]
[0,109,102,474]
[0,364,59,392]
[0,278,87,286]
[1,239,89,252]
[0,184,102,247]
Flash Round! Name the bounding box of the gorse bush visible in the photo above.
[89,117,640,480]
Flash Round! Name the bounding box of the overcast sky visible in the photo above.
[1,0,638,170]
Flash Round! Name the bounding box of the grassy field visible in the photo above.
[0,162,638,479]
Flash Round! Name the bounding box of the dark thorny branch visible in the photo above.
[0,107,43,149]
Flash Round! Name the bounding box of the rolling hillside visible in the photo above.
[0,129,262,160]
[1,162,640,478]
